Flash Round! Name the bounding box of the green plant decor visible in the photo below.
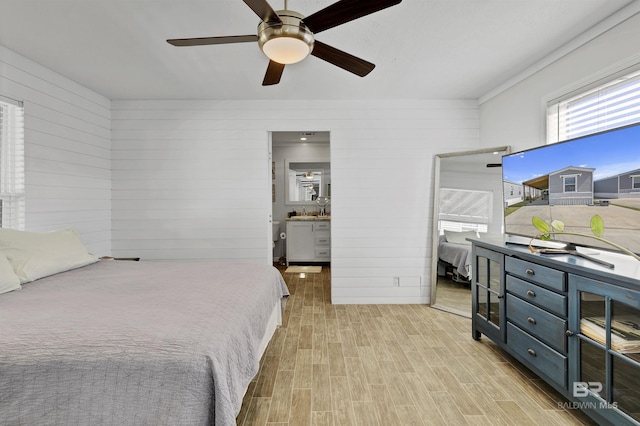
[529,214,640,262]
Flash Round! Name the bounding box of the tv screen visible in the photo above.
[502,123,640,256]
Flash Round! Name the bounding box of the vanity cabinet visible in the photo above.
[471,237,640,426]
[286,220,330,264]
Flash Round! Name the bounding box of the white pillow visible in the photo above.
[444,230,478,245]
[0,228,98,283]
[0,252,21,294]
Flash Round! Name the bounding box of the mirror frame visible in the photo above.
[430,146,510,317]
[284,158,330,206]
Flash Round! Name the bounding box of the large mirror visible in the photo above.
[285,159,330,205]
[430,146,510,317]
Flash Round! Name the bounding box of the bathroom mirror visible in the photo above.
[285,159,330,205]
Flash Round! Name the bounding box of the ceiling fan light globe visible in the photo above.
[258,10,314,65]
[263,37,311,64]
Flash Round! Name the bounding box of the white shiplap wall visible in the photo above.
[0,46,111,254]
[112,99,479,303]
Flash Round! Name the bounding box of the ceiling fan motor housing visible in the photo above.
[258,10,315,64]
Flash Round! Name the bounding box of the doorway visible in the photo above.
[271,131,330,266]
[430,146,510,317]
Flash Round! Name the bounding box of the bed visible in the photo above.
[437,230,478,281]
[0,229,289,426]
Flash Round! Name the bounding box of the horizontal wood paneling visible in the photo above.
[1,45,479,302]
[112,99,479,303]
[0,46,111,253]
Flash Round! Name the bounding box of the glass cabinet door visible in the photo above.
[472,247,505,342]
[611,297,640,423]
[575,292,609,402]
[569,276,640,424]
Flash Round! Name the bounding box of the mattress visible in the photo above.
[0,260,289,426]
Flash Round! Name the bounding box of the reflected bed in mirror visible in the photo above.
[285,159,330,205]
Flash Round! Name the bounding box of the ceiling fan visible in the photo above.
[167,0,402,86]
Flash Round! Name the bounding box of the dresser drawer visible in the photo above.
[505,257,565,291]
[506,275,566,317]
[506,294,566,352]
[506,322,567,389]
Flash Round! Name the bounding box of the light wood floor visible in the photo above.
[237,266,596,425]
[434,276,472,315]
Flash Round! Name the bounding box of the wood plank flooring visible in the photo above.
[434,276,472,315]
[237,266,596,425]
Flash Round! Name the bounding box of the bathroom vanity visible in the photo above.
[286,216,330,264]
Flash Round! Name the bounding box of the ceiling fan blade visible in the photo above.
[167,35,258,47]
[303,0,401,34]
[263,60,285,86]
[243,0,282,24]
[311,40,374,77]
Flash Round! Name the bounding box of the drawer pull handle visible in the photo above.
[526,290,536,297]
[525,268,535,275]
[527,317,536,324]
[527,348,536,356]
[566,330,574,337]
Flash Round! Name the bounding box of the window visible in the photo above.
[563,176,576,192]
[561,174,581,192]
[438,220,488,234]
[548,68,640,143]
[438,188,492,235]
[633,176,640,190]
[0,97,25,229]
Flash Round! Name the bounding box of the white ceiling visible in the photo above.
[0,0,636,101]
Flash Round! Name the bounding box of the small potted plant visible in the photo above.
[529,214,640,263]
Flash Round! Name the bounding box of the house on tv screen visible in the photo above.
[522,166,595,206]
[594,168,640,199]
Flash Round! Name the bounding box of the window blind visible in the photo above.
[548,69,640,143]
[438,220,488,235]
[0,99,25,229]
[438,188,492,224]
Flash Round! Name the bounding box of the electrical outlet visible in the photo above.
[393,276,400,287]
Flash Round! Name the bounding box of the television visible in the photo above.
[502,122,640,257]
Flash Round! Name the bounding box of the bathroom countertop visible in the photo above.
[286,216,330,221]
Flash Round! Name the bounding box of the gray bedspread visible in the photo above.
[438,239,472,278]
[0,260,289,426]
